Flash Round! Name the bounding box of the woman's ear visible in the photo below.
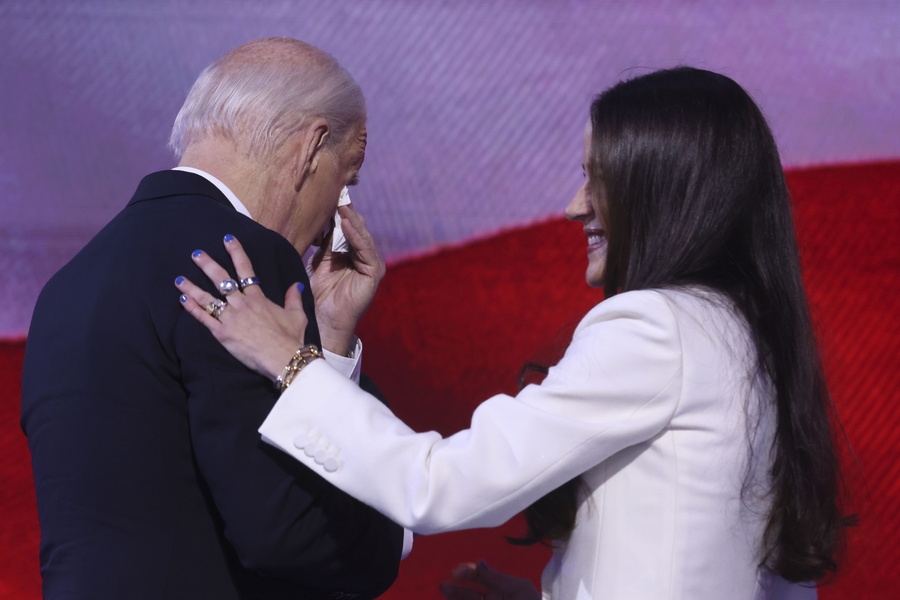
[292,118,330,191]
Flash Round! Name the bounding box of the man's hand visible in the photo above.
[439,561,541,600]
[308,204,385,356]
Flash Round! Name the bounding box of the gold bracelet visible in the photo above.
[275,344,323,392]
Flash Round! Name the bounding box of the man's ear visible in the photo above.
[292,118,330,191]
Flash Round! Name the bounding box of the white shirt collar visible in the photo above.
[171,166,253,220]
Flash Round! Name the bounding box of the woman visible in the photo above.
[175,67,849,599]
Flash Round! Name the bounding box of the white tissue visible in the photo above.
[332,186,351,253]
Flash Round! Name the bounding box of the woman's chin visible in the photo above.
[585,271,605,288]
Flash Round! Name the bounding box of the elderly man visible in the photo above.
[21,38,403,599]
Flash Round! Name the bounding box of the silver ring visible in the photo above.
[239,276,260,290]
[218,278,239,295]
[205,298,227,319]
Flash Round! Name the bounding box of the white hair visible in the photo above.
[168,38,365,159]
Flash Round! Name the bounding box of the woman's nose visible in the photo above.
[565,187,591,221]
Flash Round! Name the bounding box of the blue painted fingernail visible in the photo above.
[192,250,203,258]
[296,283,305,293]
[179,295,188,303]
[224,234,234,242]
[175,276,185,285]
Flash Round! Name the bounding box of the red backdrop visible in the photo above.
[1,161,897,599]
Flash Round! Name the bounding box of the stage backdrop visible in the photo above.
[1,1,898,598]
[2,161,898,598]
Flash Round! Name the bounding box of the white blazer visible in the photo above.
[260,288,816,600]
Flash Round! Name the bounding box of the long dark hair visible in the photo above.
[513,67,852,582]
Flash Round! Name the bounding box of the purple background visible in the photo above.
[1,0,898,336]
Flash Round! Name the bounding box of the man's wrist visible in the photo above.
[320,329,357,357]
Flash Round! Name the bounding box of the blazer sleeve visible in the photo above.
[174,228,402,596]
[259,290,685,534]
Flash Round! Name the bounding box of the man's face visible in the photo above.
[285,122,367,253]
[324,123,366,232]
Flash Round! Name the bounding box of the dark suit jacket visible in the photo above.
[21,170,403,600]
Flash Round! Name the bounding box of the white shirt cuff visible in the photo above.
[322,337,362,384]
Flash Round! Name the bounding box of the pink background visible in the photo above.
[1,0,898,337]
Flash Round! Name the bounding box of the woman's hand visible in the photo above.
[175,235,307,381]
[308,203,386,356]
[439,561,541,600]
